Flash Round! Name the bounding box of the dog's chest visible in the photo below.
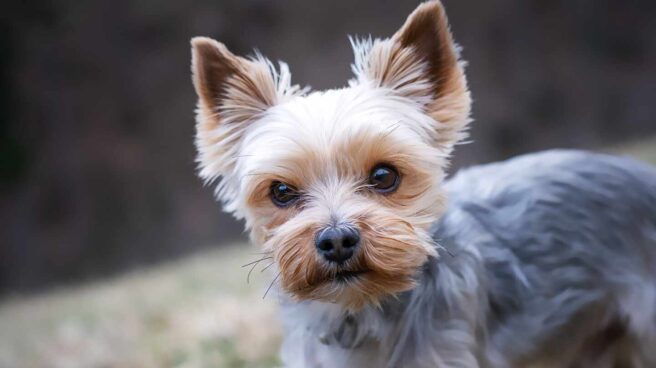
[279,300,400,367]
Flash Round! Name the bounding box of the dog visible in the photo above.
[189,1,656,367]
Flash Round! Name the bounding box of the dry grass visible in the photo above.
[1,140,654,368]
[0,244,282,368]
[608,136,656,165]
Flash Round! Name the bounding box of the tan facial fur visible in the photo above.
[243,126,445,309]
[190,1,470,309]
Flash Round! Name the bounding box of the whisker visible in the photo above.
[249,250,273,255]
[381,122,402,138]
[241,256,272,268]
[248,259,276,283]
[246,261,259,284]
[263,272,281,299]
[238,171,278,181]
[231,154,255,159]
[261,262,275,272]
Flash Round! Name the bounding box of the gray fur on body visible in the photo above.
[279,150,656,368]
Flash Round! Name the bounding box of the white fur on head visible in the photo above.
[190,0,471,219]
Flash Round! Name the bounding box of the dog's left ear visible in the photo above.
[351,1,471,149]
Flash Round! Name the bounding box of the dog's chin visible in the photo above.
[286,266,421,311]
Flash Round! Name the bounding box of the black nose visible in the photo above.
[315,226,360,264]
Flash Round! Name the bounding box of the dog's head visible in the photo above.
[190,1,470,309]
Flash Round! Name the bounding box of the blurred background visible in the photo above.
[1,0,655,367]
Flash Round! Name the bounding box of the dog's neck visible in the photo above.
[278,288,407,351]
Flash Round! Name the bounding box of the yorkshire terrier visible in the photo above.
[189,1,656,367]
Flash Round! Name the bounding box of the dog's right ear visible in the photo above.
[190,37,299,189]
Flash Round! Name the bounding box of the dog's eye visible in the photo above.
[270,181,299,207]
[369,164,400,193]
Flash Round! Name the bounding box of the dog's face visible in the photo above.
[190,1,470,309]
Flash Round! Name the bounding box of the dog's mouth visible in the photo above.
[291,269,371,294]
[329,269,369,283]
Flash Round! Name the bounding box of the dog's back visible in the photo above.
[432,150,656,367]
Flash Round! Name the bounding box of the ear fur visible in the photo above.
[190,37,302,207]
[351,1,471,150]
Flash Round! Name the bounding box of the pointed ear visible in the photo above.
[191,37,280,117]
[351,1,471,150]
[190,37,299,190]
